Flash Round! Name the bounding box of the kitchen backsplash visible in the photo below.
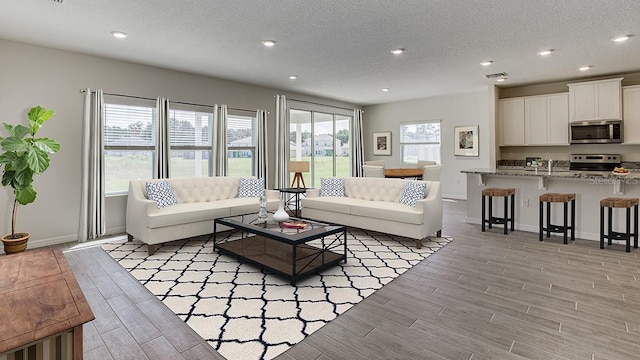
[497,160,640,169]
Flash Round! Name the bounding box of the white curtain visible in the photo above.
[274,95,289,188]
[351,109,365,177]
[154,97,170,179]
[79,88,106,242]
[214,104,228,176]
[256,109,268,181]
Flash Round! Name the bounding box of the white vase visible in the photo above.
[272,199,290,222]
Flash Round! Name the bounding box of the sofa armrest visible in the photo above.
[415,181,443,236]
[306,188,320,198]
[126,181,158,238]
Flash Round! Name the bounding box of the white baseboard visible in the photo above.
[443,193,466,200]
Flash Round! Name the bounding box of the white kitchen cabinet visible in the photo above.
[623,85,640,144]
[498,98,525,146]
[546,93,570,145]
[525,96,547,145]
[568,77,623,122]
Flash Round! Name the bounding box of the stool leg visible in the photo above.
[481,195,486,232]
[503,196,508,235]
[510,193,515,231]
[635,204,639,249]
[608,207,613,246]
[488,196,493,229]
[546,201,551,238]
[600,206,605,249]
[563,201,568,245]
[571,199,576,241]
[539,200,543,241]
[626,207,631,252]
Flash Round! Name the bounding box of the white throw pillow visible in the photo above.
[320,178,345,197]
[238,177,265,198]
[146,180,178,208]
[399,181,427,207]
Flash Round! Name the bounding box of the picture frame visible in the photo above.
[373,131,392,156]
[454,125,479,157]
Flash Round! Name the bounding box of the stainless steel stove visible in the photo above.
[569,154,621,171]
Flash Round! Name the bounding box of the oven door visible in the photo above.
[570,121,622,144]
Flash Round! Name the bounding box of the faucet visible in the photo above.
[548,159,553,174]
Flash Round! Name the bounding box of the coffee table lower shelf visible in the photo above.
[216,235,345,285]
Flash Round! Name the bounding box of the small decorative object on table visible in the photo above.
[273,199,290,222]
[257,195,268,222]
[280,221,308,229]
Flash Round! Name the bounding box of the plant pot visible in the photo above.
[1,232,30,254]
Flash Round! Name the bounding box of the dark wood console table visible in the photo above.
[384,168,424,179]
[0,247,95,359]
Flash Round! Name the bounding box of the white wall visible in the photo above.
[0,39,358,247]
[363,88,494,199]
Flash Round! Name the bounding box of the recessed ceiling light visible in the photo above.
[480,61,493,66]
[262,40,276,47]
[538,49,554,56]
[111,31,127,39]
[288,75,298,80]
[579,65,592,71]
[381,88,390,92]
[612,35,631,42]
[496,77,507,82]
[391,48,405,55]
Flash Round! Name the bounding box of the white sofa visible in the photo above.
[126,177,279,255]
[301,177,442,248]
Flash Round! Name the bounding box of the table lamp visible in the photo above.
[289,160,309,189]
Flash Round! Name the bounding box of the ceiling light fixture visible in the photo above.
[579,65,592,71]
[480,61,493,66]
[391,48,405,55]
[288,75,298,80]
[496,77,507,82]
[381,88,390,92]
[111,31,127,39]
[262,40,276,47]
[538,49,554,56]
[612,35,631,42]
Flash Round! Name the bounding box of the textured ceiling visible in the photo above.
[1,0,639,105]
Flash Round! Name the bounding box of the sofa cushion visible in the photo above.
[350,201,424,225]
[146,180,179,208]
[302,196,357,214]
[237,177,265,198]
[399,181,427,207]
[215,197,271,216]
[320,178,345,197]
[147,202,229,228]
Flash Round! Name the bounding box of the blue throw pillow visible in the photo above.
[238,177,265,198]
[146,180,178,208]
[399,181,427,207]
[320,178,345,197]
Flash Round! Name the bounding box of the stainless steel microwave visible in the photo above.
[569,120,623,144]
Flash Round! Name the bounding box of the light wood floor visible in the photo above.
[65,199,640,360]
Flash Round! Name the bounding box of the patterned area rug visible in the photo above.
[103,229,451,360]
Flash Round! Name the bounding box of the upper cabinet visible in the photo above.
[623,85,640,144]
[567,77,623,122]
[499,93,568,146]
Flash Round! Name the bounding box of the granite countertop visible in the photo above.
[461,167,640,180]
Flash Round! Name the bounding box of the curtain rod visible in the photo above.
[286,97,361,112]
[80,89,264,114]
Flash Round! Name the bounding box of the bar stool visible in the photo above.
[481,188,515,234]
[539,193,576,244]
[600,197,639,252]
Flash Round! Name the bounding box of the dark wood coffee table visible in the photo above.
[214,215,347,285]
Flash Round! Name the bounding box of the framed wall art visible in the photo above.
[454,125,479,157]
[373,131,392,155]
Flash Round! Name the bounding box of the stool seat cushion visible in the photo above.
[540,193,576,202]
[482,188,515,197]
[600,197,640,208]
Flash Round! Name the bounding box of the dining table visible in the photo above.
[383,168,423,180]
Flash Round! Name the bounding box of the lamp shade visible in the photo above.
[288,161,309,173]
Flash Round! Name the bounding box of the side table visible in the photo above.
[278,187,307,218]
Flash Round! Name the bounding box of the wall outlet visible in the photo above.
[521,199,529,207]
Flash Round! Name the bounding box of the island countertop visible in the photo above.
[461,167,640,180]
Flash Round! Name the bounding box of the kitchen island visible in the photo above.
[462,167,640,242]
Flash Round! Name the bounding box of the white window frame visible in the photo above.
[399,120,441,164]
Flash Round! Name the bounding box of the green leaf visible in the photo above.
[15,185,36,205]
[13,168,33,189]
[33,138,60,153]
[0,152,17,165]
[13,125,30,140]
[2,170,15,187]
[27,106,53,123]
[1,137,27,152]
[26,147,50,173]
[11,154,28,171]
[3,123,14,135]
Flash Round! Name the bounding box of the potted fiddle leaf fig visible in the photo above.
[0,106,60,254]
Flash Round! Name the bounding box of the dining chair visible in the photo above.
[363,165,385,178]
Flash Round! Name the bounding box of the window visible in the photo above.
[168,105,213,178]
[227,113,256,177]
[104,99,156,194]
[289,106,351,187]
[400,121,441,164]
